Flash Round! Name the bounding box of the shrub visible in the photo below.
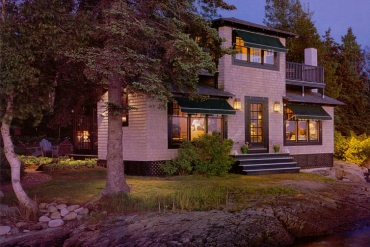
[334,130,348,160]
[0,148,26,183]
[162,132,235,177]
[334,131,370,165]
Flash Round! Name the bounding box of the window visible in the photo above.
[234,36,277,66]
[168,102,225,148]
[284,107,321,145]
[122,89,129,127]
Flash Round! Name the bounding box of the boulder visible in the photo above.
[48,219,65,228]
[0,225,11,236]
[63,212,78,221]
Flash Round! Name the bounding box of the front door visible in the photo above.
[245,97,268,152]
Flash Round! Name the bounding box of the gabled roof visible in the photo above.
[284,90,345,106]
[212,17,298,38]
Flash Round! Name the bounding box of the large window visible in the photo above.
[234,36,277,66]
[168,102,224,148]
[284,107,321,145]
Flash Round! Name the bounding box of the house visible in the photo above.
[88,17,344,175]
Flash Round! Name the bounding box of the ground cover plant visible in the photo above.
[18,156,97,170]
[1,168,334,216]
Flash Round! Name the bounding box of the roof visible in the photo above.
[284,90,345,106]
[172,84,234,98]
[212,17,298,38]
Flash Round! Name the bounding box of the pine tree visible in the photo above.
[336,28,370,135]
[264,0,321,63]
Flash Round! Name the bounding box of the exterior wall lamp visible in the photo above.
[233,98,242,110]
[273,101,281,112]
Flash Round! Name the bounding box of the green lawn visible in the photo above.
[1,168,334,215]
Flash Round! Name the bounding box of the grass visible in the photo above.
[1,168,335,215]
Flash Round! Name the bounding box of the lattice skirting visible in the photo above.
[97,159,166,176]
[291,153,333,169]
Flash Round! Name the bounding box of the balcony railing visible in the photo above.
[286,62,324,84]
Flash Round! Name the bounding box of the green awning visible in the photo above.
[175,98,236,115]
[235,30,288,53]
[287,104,332,120]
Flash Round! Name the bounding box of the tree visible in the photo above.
[264,0,321,62]
[335,28,370,135]
[0,0,82,213]
[72,0,235,198]
[320,29,341,99]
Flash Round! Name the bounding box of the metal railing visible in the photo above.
[286,62,324,84]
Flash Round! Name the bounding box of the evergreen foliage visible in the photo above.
[264,0,370,137]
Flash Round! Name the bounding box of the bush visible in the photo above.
[334,131,370,165]
[162,132,235,177]
[0,148,26,183]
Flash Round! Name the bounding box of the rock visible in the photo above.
[61,208,69,217]
[63,212,78,221]
[0,190,4,198]
[39,203,48,209]
[39,216,51,222]
[74,207,84,214]
[0,226,11,236]
[16,222,29,229]
[29,223,45,231]
[48,219,65,228]
[56,204,67,210]
[67,205,80,211]
[77,208,89,215]
[48,205,58,213]
[50,211,61,219]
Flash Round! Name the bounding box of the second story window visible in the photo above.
[235,36,277,66]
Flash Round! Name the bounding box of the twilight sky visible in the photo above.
[218,0,370,48]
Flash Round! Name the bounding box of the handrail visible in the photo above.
[286,62,324,84]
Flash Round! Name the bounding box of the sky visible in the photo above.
[218,0,370,48]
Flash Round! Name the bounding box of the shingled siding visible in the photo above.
[97,93,177,162]
[218,25,287,154]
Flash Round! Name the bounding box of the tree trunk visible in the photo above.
[99,74,130,197]
[1,99,38,215]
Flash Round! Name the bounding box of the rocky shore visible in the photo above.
[2,161,370,246]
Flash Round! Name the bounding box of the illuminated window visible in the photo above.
[168,103,225,148]
[234,35,277,66]
[284,107,321,144]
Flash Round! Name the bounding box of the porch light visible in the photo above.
[233,98,242,110]
[273,101,281,112]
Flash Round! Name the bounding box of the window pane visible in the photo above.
[298,121,307,141]
[190,117,205,140]
[286,121,297,141]
[250,48,261,63]
[235,36,247,61]
[264,50,275,65]
[309,121,319,141]
[208,116,222,134]
[172,117,188,144]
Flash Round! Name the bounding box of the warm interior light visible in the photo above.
[273,101,280,112]
[233,98,242,110]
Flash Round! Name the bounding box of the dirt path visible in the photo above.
[0,169,52,192]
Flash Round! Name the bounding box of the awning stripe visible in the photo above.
[287,104,332,120]
[235,30,288,53]
[175,98,236,115]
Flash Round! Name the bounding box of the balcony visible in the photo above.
[286,62,325,88]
